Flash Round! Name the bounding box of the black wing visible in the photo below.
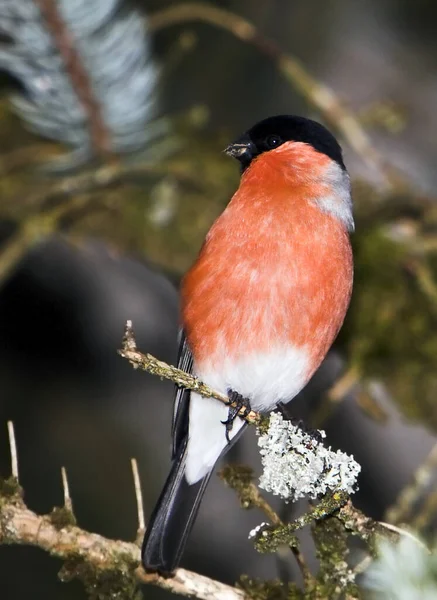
[171,329,193,458]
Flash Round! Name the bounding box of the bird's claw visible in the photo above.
[221,390,252,443]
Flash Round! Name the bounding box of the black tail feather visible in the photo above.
[141,435,211,574]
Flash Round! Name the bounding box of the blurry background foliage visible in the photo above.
[1,0,437,599]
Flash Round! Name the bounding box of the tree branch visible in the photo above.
[35,0,113,158]
[220,465,316,588]
[118,320,261,425]
[131,457,146,542]
[1,419,248,599]
[138,567,246,600]
[0,493,246,600]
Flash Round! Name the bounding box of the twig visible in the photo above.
[254,490,316,588]
[61,466,73,513]
[0,497,245,600]
[378,521,429,552]
[35,0,112,158]
[149,2,396,188]
[313,365,360,427]
[351,522,429,577]
[356,380,390,424]
[327,366,360,404]
[7,421,19,481]
[138,568,246,600]
[385,442,437,525]
[251,488,282,527]
[118,320,261,425]
[131,458,145,537]
[338,499,400,545]
[220,466,317,589]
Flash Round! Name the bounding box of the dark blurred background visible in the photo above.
[1,1,437,598]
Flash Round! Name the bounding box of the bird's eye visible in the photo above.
[265,134,282,149]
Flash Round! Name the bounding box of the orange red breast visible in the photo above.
[181,142,353,406]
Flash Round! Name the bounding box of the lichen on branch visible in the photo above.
[120,322,361,504]
[258,412,361,501]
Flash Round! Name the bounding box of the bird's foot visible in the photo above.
[221,390,252,443]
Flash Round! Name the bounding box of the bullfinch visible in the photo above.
[142,115,354,574]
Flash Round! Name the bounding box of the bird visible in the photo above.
[141,114,354,574]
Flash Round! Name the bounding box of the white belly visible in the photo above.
[184,344,310,484]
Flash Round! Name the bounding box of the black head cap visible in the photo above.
[225,115,345,172]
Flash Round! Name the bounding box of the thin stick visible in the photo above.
[61,466,73,513]
[238,477,316,588]
[131,458,145,534]
[7,421,19,481]
[119,320,261,426]
[313,365,360,426]
[254,491,314,588]
[378,521,429,553]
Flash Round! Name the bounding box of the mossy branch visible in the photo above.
[0,422,247,600]
[0,491,247,600]
[219,465,316,588]
[118,320,427,596]
[0,393,428,600]
[118,320,261,426]
[220,465,358,597]
[219,464,428,598]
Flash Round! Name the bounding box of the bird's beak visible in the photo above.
[224,136,255,163]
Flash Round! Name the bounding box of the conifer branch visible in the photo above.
[35,0,113,158]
